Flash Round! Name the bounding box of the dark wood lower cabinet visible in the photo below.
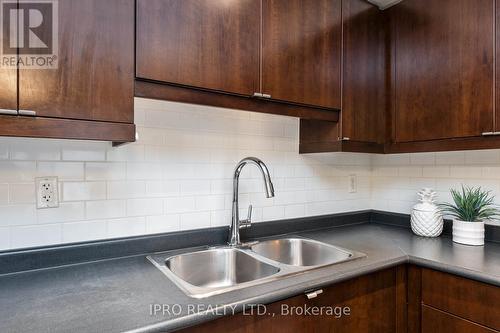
[178,266,500,333]
[422,305,497,333]
[409,266,500,333]
[179,267,405,333]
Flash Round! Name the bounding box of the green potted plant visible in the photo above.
[440,186,499,246]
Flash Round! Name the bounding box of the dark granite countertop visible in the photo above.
[0,223,499,333]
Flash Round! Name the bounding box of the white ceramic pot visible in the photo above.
[452,220,485,246]
[411,188,443,237]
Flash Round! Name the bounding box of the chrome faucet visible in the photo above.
[229,157,275,246]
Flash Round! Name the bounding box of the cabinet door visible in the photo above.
[393,0,494,142]
[496,0,500,131]
[18,0,135,123]
[178,268,400,333]
[0,67,17,115]
[262,0,342,109]
[0,0,17,115]
[422,305,497,333]
[342,0,386,144]
[136,0,260,96]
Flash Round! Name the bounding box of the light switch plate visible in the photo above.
[348,174,357,193]
[36,177,59,209]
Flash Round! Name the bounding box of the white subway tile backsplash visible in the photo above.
[0,227,11,250]
[11,98,495,250]
[10,139,61,161]
[127,162,162,180]
[180,180,211,196]
[37,162,84,181]
[146,215,180,234]
[108,181,146,199]
[0,162,36,182]
[372,150,500,218]
[145,180,179,197]
[398,166,423,177]
[106,145,145,162]
[127,198,163,217]
[0,140,8,160]
[464,150,500,165]
[372,166,399,177]
[165,197,196,214]
[38,202,85,224]
[409,177,436,190]
[195,195,225,211]
[136,127,166,146]
[11,224,61,249]
[210,210,231,227]
[0,184,8,205]
[262,206,285,220]
[107,217,146,238]
[422,166,450,178]
[450,166,483,178]
[9,184,35,204]
[0,205,36,226]
[409,153,436,165]
[482,166,500,179]
[86,200,126,220]
[62,142,107,161]
[180,212,211,230]
[62,220,107,243]
[284,204,305,218]
[62,182,106,201]
[435,151,465,165]
[374,154,411,166]
[86,163,126,181]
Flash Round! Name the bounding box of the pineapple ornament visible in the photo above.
[411,188,444,237]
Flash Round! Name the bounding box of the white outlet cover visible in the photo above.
[36,177,59,209]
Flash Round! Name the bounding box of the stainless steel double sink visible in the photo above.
[148,237,365,298]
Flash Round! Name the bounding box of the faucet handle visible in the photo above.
[240,205,252,229]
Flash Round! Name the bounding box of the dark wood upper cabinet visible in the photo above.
[391,0,494,143]
[0,67,17,114]
[136,0,260,96]
[299,0,386,154]
[262,0,342,109]
[496,0,500,132]
[341,0,386,144]
[18,0,135,124]
[0,0,17,115]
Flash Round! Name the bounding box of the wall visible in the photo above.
[371,151,500,225]
[0,98,371,251]
[3,98,499,251]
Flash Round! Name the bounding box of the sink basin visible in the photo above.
[158,248,280,297]
[148,238,365,298]
[251,238,353,267]
[167,248,279,288]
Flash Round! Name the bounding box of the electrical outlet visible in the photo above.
[36,177,59,209]
[348,174,357,193]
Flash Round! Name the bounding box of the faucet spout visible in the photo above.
[229,157,274,246]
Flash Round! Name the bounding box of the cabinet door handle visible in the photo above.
[482,132,500,136]
[19,110,36,116]
[305,289,323,299]
[253,93,272,99]
[0,109,18,116]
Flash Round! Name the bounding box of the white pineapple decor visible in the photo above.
[411,188,444,237]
